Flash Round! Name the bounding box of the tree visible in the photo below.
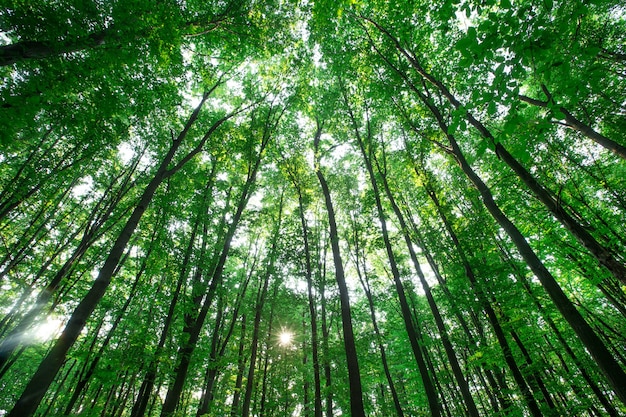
[1,0,625,415]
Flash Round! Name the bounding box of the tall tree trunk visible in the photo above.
[241,193,284,417]
[230,314,247,417]
[0,153,141,370]
[131,171,217,417]
[159,104,277,417]
[196,258,254,417]
[313,121,366,417]
[287,159,324,417]
[498,240,620,416]
[319,241,334,417]
[342,97,462,417]
[257,284,278,417]
[419,172,545,416]
[351,224,405,417]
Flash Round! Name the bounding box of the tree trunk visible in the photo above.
[0,154,141,370]
[319,242,334,417]
[160,104,276,416]
[0,29,110,67]
[313,122,366,417]
[196,259,253,417]
[343,95,469,416]
[230,314,247,417]
[420,173,545,416]
[288,161,324,417]
[241,193,284,417]
[351,224,405,417]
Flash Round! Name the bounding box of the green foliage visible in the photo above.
[1,0,625,416]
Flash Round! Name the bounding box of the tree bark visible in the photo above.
[421,179,542,416]
[287,158,324,417]
[0,30,110,67]
[0,154,141,370]
[313,122,366,417]
[159,103,277,417]
[342,99,445,416]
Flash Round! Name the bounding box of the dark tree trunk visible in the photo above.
[0,154,141,370]
[428,106,626,404]
[343,100,446,416]
[131,176,213,417]
[0,29,110,67]
[351,226,405,417]
[62,252,150,414]
[319,246,334,417]
[313,122,366,417]
[159,104,277,417]
[196,261,253,417]
[498,241,621,416]
[420,174,544,416]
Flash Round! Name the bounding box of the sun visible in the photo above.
[278,331,293,346]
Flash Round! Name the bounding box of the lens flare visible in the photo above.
[279,331,293,346]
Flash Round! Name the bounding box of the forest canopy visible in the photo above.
[0,0,625,416]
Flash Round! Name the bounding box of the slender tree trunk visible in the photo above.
[0,156,140,370]
[313,122,366,417]
[160,105,277,417]
[509,327,558,411]
[39,359,77,417]
[368,22,626,397]
[302,314,311,417]
[498,241,620,416]
[62,220,159,414]
[419,173,544,416]
[230,314,247,417]
[492,141,626,284]
[319,244,334,417]
[131,177,212,417]
[288,163,323,417]
[351,226,405,417]
[241,194,284,417]
[344,101,466,416]
[257,285,278,417]
[196,260,254,417]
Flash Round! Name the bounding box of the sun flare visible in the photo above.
[279,331,293,346]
